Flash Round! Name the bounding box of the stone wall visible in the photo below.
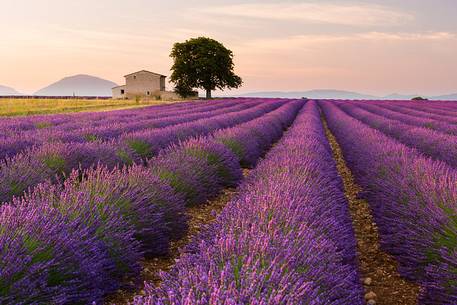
[125,71,164,99]
[112,85,126,99]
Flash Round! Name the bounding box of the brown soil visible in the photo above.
[106,188,238,304]
[322,117,421,305]
[242,168,251,177]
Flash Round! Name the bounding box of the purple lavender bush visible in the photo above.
[0,98,313,304]
[0,100,284,203]
[149,151,221,206]
[134,101,363,305]
[166,137,243,188]
[352,102,457,136]
[338,103,457,169]
[214,100,303,167]
[0,136,39,160]
[321,101,457,304]
[65,165,187,256]
[0,194,120,304]
[0,141,133,203]
[0,99,259,161]
[120,101,283,162]
[31,181,143,283]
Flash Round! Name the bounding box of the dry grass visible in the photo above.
[0,98,184,117]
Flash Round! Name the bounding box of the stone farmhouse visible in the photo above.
[112,70,187,100]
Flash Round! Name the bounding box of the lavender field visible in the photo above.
[0,98,456,304]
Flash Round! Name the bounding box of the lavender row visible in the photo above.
[0,100,285,203]
[406,105,457,118]
[0,98,230,133]
[134,101,363,305]
[379,102,457,118]
[321,102,457,304]
[348,102,457,136]
[367,102,457,126]
[359,100,457,112]
[337,102,457,168]
[0,99,247,138]
[117,100,285,161]
[356,100,457,112]
[0,99,303,304]
[0,141,239,304]
[0,98,199,132]
[151,99,305,207]
[0,99,260,161]
[213,100,302,168]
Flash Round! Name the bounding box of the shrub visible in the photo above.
[170,137,242,187]
[67,165,187,256]
[412,96,428,101]
[150,153,220,206]
[0,197,118,304]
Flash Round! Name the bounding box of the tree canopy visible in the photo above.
[411,96,428,101]
[170,37,242,99]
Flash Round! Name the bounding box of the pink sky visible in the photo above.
[1,0,456,96]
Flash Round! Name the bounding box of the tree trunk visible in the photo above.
[206,89,212,99]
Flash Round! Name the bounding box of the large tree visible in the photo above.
[170,37,242,99]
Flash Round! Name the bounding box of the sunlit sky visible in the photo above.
[1,0,456,95]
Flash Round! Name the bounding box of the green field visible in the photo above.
[0,98,183,117]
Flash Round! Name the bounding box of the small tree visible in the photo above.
[412,96,428,101]
[170,37,242,99]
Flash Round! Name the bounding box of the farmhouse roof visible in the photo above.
[124,70,167,78]
[112,85,126,89]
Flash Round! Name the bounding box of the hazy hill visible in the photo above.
[384,93,457,100]
[239,90,457,101]
[240,90,377,100]
[0,85,22,95]
[431,93,457,100]
[34,74,118,96]
[383,93,418,100]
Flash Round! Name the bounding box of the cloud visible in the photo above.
[356,31,457,41]
[236,31,457,52]
[197,2,414,26]
[228,28,457,96]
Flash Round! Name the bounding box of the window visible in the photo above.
[133,75,136,80]
[121,89,125,94]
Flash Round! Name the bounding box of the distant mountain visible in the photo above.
[431,93,457,101]
[34,74,118,96]
[382,93,419,100]
[382,93,457,100]
[0,85,22,95]
[240,90,377,100]
[238,90,457,101]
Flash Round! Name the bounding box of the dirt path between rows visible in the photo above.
[322,116,420,305]
[106,170,250,304]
